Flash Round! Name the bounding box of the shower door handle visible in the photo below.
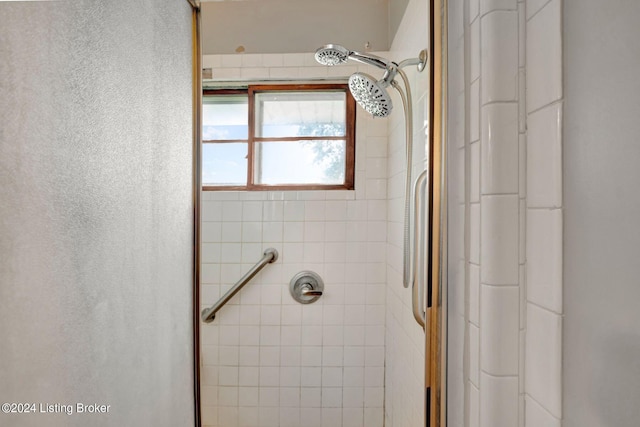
[412,169,428,329]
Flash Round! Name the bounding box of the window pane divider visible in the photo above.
[247,86,256,187]
[203,139,248,143]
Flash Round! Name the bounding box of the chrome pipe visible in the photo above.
[201,248,278,323]
[412,169,428,329]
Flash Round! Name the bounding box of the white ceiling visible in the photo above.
[201,0,410,55]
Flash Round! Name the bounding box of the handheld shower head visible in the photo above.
[315,44,350,66]
[315,44,393,70]
[348,72,393,118]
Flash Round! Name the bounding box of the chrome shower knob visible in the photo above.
[290,271,324,304]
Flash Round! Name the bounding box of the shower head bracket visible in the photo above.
[398,49,428,72]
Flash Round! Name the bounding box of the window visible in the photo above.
[203,84,356,191]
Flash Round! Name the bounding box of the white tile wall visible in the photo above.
[524,0,563,424]
[480,285,520,375]
[525,304,562,418]
[480,373,519,427]
[525,395,562,427]
[526,0,562,112]
[463,0,563,426]
[527,103,563,208]
[384,0,430,426]
[481,103,519,195]
[480,11,519,103]
[526,209,563,313]
[200,53,388,427]
[481,0,518,15]
[480,195,520,285]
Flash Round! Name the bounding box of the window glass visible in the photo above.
[202,85,354,190]
[255,140,346,185]
[203,95,248,140]
[255,91,346,138]
[202,143,247,186]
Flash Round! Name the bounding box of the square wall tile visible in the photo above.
[202,54,221,69]
[526,208,562,312]
[218,406,239,426]
[322,367,343,387]
[526,0,562,112]
[526,0,551,19]
[480,373,518,427]
[481,103,519,194]
[480,0,517,14]
[525,303,562,418]
[321,408,342,427]
[481,195,519,284]
[470,0,480,22]
[480,285,519,375]
[470,203,481,265]
[344,347,365,367]
[470,264,480,325]
[470,384,479,427]
[527,102,562,208]
[220,54,242,68]
[470,142,480,203]
[481,11,519,103]
[525,395,561,427]
[470,324,480,386]
[470,80,480,142]
[470,18,480,82]
[240,67,269,79]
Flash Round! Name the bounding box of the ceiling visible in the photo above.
[200,0,410,55]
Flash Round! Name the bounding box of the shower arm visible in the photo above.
[398,49,428,72]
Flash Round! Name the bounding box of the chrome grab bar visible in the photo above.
[201,248,278,323]
[412,169,428,329]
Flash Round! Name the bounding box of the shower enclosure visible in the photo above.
[196,1,449,426]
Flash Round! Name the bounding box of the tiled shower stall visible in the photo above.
[199,54,396,427]
[198,0,563,426]
[198,6,429,427]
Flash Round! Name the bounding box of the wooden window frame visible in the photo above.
[202,84,356,191]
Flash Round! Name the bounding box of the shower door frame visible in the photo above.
[427,0,448,426]
[187,1,203,426]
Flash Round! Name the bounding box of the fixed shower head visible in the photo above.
[315,44,427,119]
[348,72,393,118]
[315,44,350,66]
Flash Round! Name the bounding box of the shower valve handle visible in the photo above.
[300,284,323,296]
[290,271,324,304]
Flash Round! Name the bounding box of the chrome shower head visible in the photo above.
[315,44,350,66]
[315,44,393,70]
[315,44,427,118]
[348,72,393,118]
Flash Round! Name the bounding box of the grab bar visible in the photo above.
[201,248,278,323]
[412,169,428,329]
